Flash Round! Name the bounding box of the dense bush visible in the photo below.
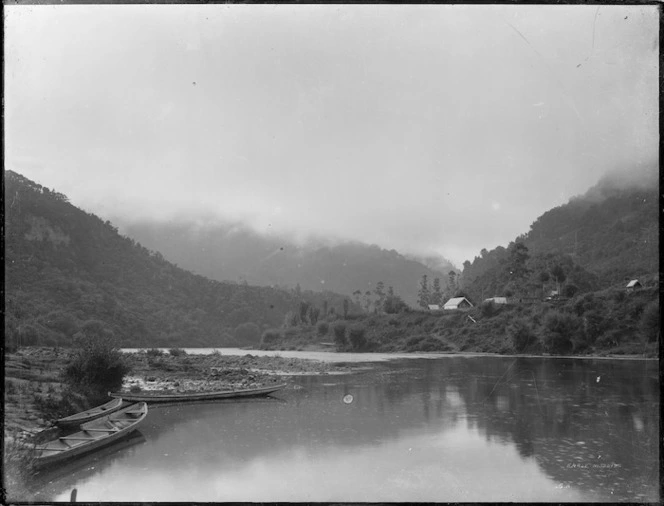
[316,321,329,336]
[563,284,579,298]
[261,329,282,346]
[480,301,497,318]
[63,331,131,404]
[539,311,582,354]
[640,301,660,342]
[348,325,367,351]
[146,348,164,357]
[333,323,347,349]
[168,348,187,357]
[507,318,535,352]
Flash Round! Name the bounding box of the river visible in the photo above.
[31,352,659,502]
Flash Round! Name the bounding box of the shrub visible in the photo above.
[284,328,298,339]
[146,348,164,357]
[348,325,367,351]
[480,301,497,318]
[563,284,579,298]
[406,335,425,347]
[261,329,281,346]
[316,321,329,336]
[333,323,347,349]
[596,328,624,348]
[63,332,131,401]
[582,310,611,344]
[34,387,88,422]
[507,318,535,352]
[640,301,660,342]
[168,348,187,357]
[539,311,582,354]
[384,295,409,314]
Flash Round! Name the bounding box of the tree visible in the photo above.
[343,299,349,319]
[348,325,367,351]
[417,275,430,309]
[333,323,347,350]
[506,242,530,279]
[539,271,550,296]
[299,301,311,324]
[431,278,443,305]
[550,264,566,294]
[352,290,362,306]
[307,306,321,326]
[363,291,372,313]
[374,281,386,313]
[283,311,299,327]
[384,293,408,314]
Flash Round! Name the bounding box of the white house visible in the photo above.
[443,297,474,310]
[484,297,508,305]
[626,279,642,292]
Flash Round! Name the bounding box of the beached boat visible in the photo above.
[109,383,287,403]
[34,402,148,469]
[55,397,125,428]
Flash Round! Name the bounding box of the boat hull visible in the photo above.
[55,397,124,428]
[35,402,147,469]
[109,383,286,403]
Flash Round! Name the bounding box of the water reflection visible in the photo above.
[34,357,657,502]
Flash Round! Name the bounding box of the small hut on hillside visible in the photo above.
[626,279,642,292]
[443,297,474,311]
[484,297,508,305]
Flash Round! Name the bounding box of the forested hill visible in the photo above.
[461,172,658,303]
[115,220,456,307]
[4,171,355,349]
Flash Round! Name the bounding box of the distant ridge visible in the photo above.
[115,220,457,307]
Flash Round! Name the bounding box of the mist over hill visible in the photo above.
[4,171,356,349]
[113,220,457,307]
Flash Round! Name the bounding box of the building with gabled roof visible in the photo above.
[443,297,473,310]
[626,279,642,292]
[484,297,508,305]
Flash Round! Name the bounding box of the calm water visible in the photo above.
[31,355,659,502]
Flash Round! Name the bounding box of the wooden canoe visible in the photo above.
[55,397,124,428]
[34,402,148,469]
[109,383,286,403]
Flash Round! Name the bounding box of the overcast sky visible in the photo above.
[5,5,659,266]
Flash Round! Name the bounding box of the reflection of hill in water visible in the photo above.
[439,357,659,502]
[39,358,657,502]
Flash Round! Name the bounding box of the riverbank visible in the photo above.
[3,347,358,438]
[258,288,659,358]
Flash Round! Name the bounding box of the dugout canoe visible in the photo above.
[109,383,287,403]
[55,397,125,428]
[34,402,148,469]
